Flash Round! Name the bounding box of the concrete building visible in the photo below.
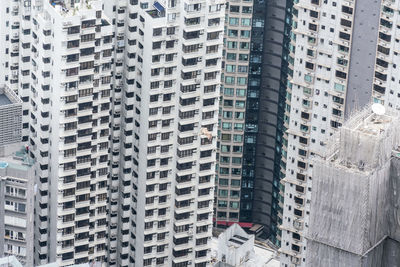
[0,146,34,266]
[215,0,296,244]
[277,0,391,265]
[104,0,224,265]
[0,86,22,153]
[211,223,280,267]
[0,0,27,93]
[0,85,34,266]
[306,105,400,266]
[23,1,113,265]
[279,1,356,264]
[214,0,253,227]
[0,255,101,267]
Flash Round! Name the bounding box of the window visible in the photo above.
[234,123,243,131]
[239,54,248,61]
[225,76,235,84]
[153,28,162,36]
[240,42,249,50]
[226,65,236,73]
[218,190,228,197]
[221,145,230,153]
[229,18,239,26]
[226,53,236,60]
[223,111,232,119]
[218,200,228,207]
[230,201,239,209]
[233,146,242,153]
[238,66,248,73]
[235,101,245,108]
[233,134,242,142]
[236,89,246,96]
[227,41,237,49]
[222,122,232,130]
[241,18,251,26]
[224,88,234,96]
[334,83,345,92]
[228,29,238,37]
[237,77,247,85]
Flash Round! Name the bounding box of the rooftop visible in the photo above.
[211,237,280,267]
[0,145,34,171]
[146,1,166,18]
[0,94,11,106]
[0,256,97,267]
[211,224,280,267]
[0,86,20,107]
[319,104,400,172]
[48,0,99,17]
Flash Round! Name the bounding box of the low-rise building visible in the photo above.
[211,224,280,267]
[0,146,34,266]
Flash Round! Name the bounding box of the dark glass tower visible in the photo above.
[240,0,293,246]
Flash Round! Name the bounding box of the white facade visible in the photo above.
[212,224,280,267]
[104,0,225,266]
[25,1,113,265]
[279,0,400,266]
[279,0,355,266]
[0,0,25,93]
[216,224,255,266]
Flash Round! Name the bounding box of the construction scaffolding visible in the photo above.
[306,105,400,266]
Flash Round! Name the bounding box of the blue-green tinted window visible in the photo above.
[241,18,251,26]
[225,76,235,84]
[235,100,245,108]
[240,30,250,38]
[232,157,242,165]
[226,65,236,73]
[221,145,230,152]
[229,17,239,25]
[224,88,234,96]
[226,53,236,60]
[239,54,248,61]
[236,89,246,96]
[222,122,232,130]
[218,190,228,197]
[233,134,243,142]
[237,77,247,85]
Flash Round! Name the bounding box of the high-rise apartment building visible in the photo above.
[306,105,400,266]
[215,0,295,242]
[1,0,223,266]
[215,0,253,226]
[0,0,23,92]
[23,1,114,265]
[103,0,224,266]
[278,0,393,266]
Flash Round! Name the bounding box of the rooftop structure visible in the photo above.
[48,0,96,16]
[306,105,400,266]
[211,224,280,267]
[0,255,99,267]
[0,85,22,151]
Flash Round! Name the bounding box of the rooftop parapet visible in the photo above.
[48,0,101,17]
[322,104,400,171]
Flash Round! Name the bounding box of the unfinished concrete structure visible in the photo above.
[306,104,400,266]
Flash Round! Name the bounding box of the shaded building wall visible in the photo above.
[240,0,292,243]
